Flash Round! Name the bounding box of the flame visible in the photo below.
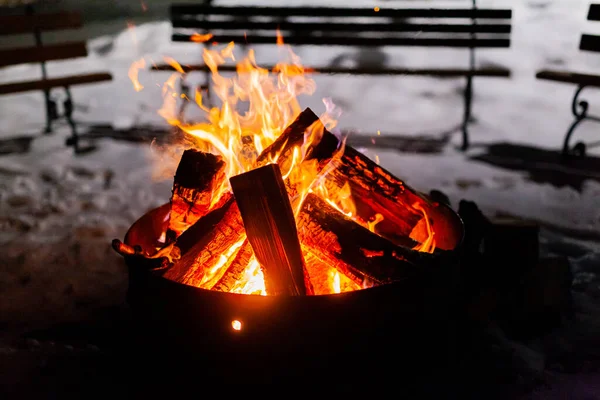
[368,213,384,233]
[130,32,436,296]
[276,28,285,46]
[197,235,246,290]
[191,32,214,43]
[331,270,341,293]
[411,203,436,253]
[128,58,146,92]
[231,257,267,295]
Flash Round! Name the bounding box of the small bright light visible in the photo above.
[231,320,242,331]
[374,7,380,12]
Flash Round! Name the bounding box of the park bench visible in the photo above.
[152,2,513,150]
[0,4,113,154]
[536,3,600,158]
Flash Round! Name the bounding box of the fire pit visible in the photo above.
[115,42,465,384]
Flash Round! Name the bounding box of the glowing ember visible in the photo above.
[231,320,242,331]
[130,33,437,296]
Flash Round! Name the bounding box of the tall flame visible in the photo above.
[130,33,435,295]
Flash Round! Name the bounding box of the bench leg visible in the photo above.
[63,87,80,152]
[461,75,473,151]
[562,85,600,158]
[43,89,58,134]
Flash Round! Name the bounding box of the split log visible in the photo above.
[296,193,446,287]
[163,197,245,284]
[230,164,311,296]
[167,149,227,240]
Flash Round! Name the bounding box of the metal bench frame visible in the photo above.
[535,4,600,158]
[0,4,112,154]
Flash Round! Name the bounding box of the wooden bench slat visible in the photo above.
[0,72,113,95]
[588,4,600,21]
[170,5,512,19]
[0,12,82,35]
[172,19,512,34]
[536,70,600,87]
[172,33,510,48]
[151,63,511,77]
[580,34,600,53]
[0,42,88,68]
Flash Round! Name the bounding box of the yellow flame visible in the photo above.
[128,58,146,92]
[231,257,267,295]
[411,203,436,253]
[163,56,186,74]
[130,34,437,296]
[368,213,384,233]
[198,236,246,289]
[331,270,341,293]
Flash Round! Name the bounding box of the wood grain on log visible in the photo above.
[163,197,245,283]
[167,149,226,239]
[230,164,310,296]
[297,194,444,286]
[302,130,460,251]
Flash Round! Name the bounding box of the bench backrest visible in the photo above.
[0,5,88,75]
[580,3,600,52]
[170,5,512,49]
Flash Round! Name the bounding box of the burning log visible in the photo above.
[296,193,443,287]
[281,112,458,251]
[230,164,311,296]
[162,108,323,287]
[255,107,321,165]
[167,149,227,240]
[163,197,244,284]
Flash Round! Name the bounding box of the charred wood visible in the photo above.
[296,194,446,287]
[163,197,245,284]
[167,149,226,240]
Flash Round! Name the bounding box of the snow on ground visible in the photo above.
[0,0,599,395]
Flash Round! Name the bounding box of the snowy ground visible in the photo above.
[1,0,600,397]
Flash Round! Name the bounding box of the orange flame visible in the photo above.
[130,33,436,295]
[411,203,436,253]
[191,32,214,43]
[276,28,284,46]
